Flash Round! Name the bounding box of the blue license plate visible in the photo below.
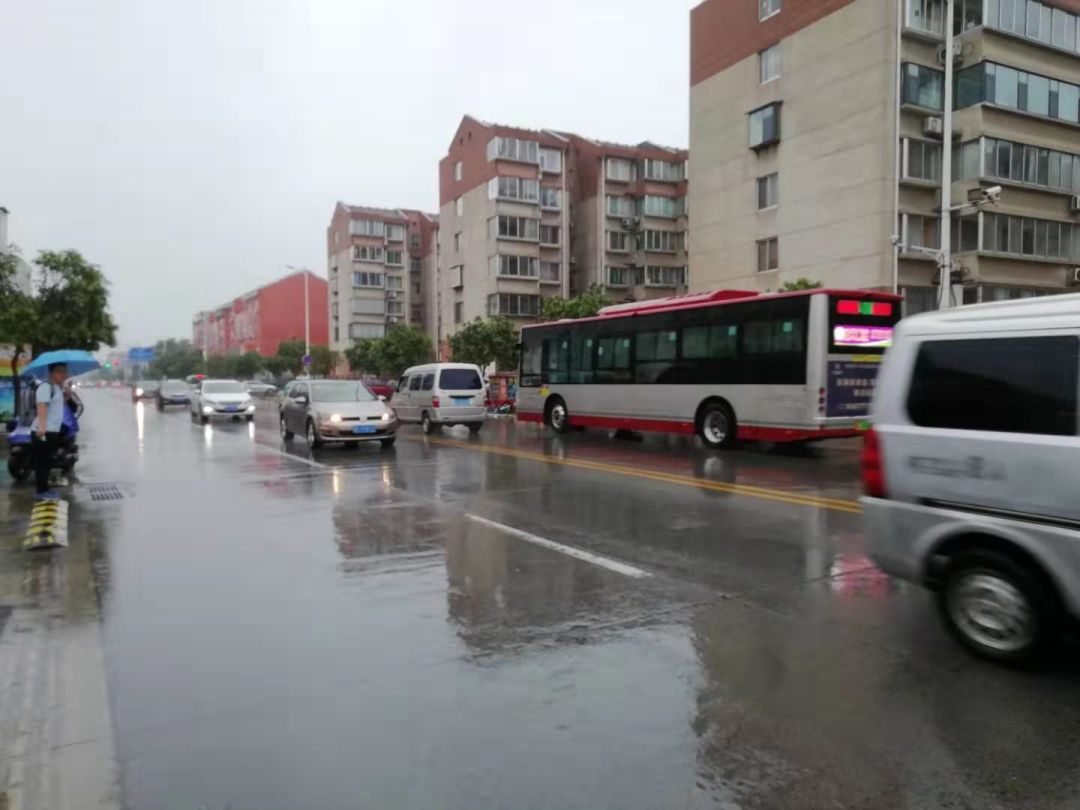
[452,397,472,406]
[353,425,376,434]
[225,406,238,412]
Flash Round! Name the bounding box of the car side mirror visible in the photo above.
[299,395,310,406]
[378,395,387,402]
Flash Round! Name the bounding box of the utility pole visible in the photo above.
[938,0,956,309]
[286,265,312,358]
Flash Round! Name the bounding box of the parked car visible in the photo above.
[190,379,256,423]
[245,380,277,398]
[390,363,486,435]
[131,380,159,402]
[280,379,397,449]
[861,294,1080,665]
[155,379,192,410]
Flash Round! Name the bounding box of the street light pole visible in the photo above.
[286,264,311,358]
[938,0,956,309]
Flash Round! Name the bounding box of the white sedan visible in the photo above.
[190,379,257,424]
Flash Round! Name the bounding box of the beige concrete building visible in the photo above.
[690,0,1080,313]
[326,203,437,352]
[436,116,689,351]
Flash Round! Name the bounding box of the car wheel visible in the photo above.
[246,415,254,422]
[698,402,736,450]
[7,454,30,482]
[939,549,1063,666]
[306,420,323,449]
[280,416,294,441]
[156,400,163,411]
[200,415,209,425]
[546,397,570,434]
[468,422,483,435]
[380,437,396,449]
[421,412,434,435]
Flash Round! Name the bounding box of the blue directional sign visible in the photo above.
[128,346,155,363]
[301,354,313,367]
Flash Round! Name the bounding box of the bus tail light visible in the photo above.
[817,387,826,415]
[432,396,441,409]
[861,427,887,498]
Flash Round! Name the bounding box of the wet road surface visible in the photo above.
[34,391,1080,808]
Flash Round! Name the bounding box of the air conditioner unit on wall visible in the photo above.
[1070,195,1080,213]
[1070,268,1080,286]
[923,116,944,137]
[387,290,398,298]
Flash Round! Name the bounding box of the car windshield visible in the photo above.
[202,381,246,394]
[439,369,482,390]
[161,381,188,394]
[310,381,375,402]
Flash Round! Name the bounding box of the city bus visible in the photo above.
[516,288,901,448]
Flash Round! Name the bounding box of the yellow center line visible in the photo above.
[403,435,863,515]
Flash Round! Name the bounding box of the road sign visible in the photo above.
[301,354,312,367]
[128,346,155,363]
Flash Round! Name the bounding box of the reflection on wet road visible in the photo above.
[72,391,1080,810]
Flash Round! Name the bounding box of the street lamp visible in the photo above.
[939,0,957,310]
[286,264,311,358]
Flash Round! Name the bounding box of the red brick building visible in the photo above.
[192,270,329,357]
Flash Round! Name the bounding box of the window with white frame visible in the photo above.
[903,139,942,182]
[644,266,685,287]
[454,302,464,323]
[607,195,635,216]
[756,237,779,272]
[386,275,404,290]
[749,103,781,149]
[385,250,404,266]
[491,215,539,241]
[606,157,634,182]
[451,265,463,288]
[539,261,561,283]
[455,197,464,216]
[900,213,940,251]
[759,44,781,83]
[638,230,679,253]
[759,0,781,21]
[386,300,404,316]
[353,245,384,263]
[642,159,683,182]
[487,293,540,317]
[487,136,539,163]
[539,225,561,246]
[906,0,944,34]
[607,266,630,286]
[349,219,385,237]
[489,176,540,202]
[607,230,630,252]
[349,323,385,340]
[490,254,539,278]
[351,298,384,315]
[454,161,463,181]
[540,148,562,173]
[410,259,421,273]
[642,195,682,217]
[539,187,561,209]
[757,173,779,209]
[353,271,384,287]
[453,232,462,252]
[385,224,405,241]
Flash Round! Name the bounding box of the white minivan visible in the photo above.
[391,363,486,435]
[862,295,1080,665]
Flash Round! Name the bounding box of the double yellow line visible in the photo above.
[408,435,862,515]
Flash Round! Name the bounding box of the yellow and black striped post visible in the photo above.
[24,499,69,550]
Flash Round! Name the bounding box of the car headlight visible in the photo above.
[329,413,342,424]
[380,411,392,422]
[246,405,257,413]
[202,405,213,415]
[135,388,143,396]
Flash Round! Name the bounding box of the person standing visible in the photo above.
[30,362,68,500]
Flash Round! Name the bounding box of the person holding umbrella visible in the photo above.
[30,362,69,499]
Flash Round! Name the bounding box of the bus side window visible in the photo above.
[635,330,677,383]
[545,337,570,384]
[571,336,594,384]
[521,335,542,387]
[597,336,631,383]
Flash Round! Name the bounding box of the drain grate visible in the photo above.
[87,483,124,502]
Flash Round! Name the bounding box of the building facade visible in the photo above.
[689,0,1080,313]
[0,207,33,295]
[192,270,328,357]
[436,116,688,348]
[326,203,437,352]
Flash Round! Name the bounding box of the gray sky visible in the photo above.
[2,0,696,346]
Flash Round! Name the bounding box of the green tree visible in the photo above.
[780,278,823,291]
[275,339,306,375]
[233,350,264,380]
[205,354,237,378]
[262,354,290,378]
[309,345,338,377]
[149,338,205,379]
[539,284,611,321]
[448,316,517,371]
[345,325,431,379]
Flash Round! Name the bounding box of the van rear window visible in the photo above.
[907,336,1078,436]
[440,369,482,390]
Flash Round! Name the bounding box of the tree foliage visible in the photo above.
[344,325,432,379]
[274,339,337,377]
[448,316,517,371]
[275,339,307,376]
[780,278,823,291]
[309,345,338,377]
[539,284,612,322]
[149,338,204,379]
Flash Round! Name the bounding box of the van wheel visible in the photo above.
[468,422,483,435]
[698,402,736,450]
[421,412,434,435]
[939,549,1062,666]
[546,397,570,434]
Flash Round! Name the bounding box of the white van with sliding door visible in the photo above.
[862,295,1080,665]
[390,363,487,435]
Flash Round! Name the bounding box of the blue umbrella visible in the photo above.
[22,350,101,381]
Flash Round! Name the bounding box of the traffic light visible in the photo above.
[104,362,112,369]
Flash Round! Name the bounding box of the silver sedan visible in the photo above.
[280,380,397,449]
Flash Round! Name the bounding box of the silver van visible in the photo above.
[390,363,486,435]
[862,295,1080,665]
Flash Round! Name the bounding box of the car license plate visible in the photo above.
[353,425,376,434]
[225,406,238,412]
[452,397,472,406]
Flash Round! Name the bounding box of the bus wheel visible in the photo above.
[547,397,571,434]
[698,402,736,450]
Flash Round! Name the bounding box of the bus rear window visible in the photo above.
[829,297,899,354]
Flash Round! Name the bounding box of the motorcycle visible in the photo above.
[5,383,82,483]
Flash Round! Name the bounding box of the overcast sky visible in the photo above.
[2,0,697,346]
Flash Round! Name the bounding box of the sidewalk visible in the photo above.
[0,478,121,809]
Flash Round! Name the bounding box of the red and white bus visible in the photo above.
[516,288,901,448]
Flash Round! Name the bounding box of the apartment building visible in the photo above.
[436,116,688,346]
[689,0,1080,313]
[326,203,437,352]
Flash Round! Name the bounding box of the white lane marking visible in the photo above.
[465,514,651,579]
[250,441,327,469]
